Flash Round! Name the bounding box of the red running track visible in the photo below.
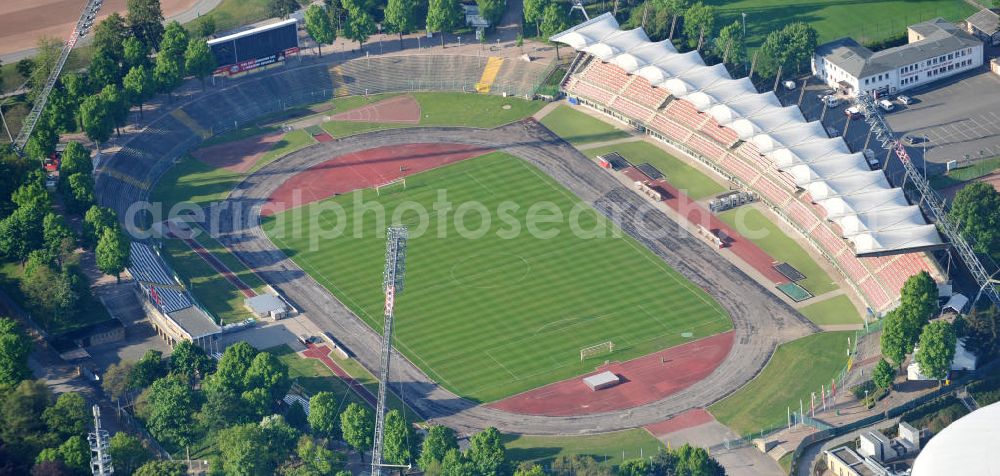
[302,343,378,407]
[262,143,492,216]
[181,237,257,298]
[643,408,716,438]
[623,167,788,284]
[329,95,421,124]
[488,331,734,417]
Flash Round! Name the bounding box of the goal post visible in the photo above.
[375,177,406,196]
[580,341,615,361]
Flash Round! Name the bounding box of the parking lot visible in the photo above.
[775,67,1000,179]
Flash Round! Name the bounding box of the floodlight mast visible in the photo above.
[371,226,409,476]
[89,405,113,476]
[14,0,103,153]
[855,93,1000,309]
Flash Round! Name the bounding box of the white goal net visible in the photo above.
[580,341,614,361]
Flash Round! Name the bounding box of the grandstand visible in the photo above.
[552,14,945,313]
[128,242,220,346]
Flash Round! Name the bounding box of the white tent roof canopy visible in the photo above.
[552,13,942,254]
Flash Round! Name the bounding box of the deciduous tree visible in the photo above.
[123,36,149,70]
[383,409,415,468]
[66,173,95,213]
[873,358,895,390]
[93,13,129,62]
[143,375,197,448]
[79,95,113,149]
[523,0,549,36]
[169,340,213,381]
[184,38,216,88]
[951,181,1000,257]
[108,432,151,475]
[881,308,910,367]
[0,317,31,387]
[344,5,377,51]
[419,425,458,470]
[83,206,118,247]
[384,0,417,48]
[42,392,88,440]
[339,402,373,458]
[159,21,189,67]
[268,0,301,18]
[540,3,570,58]
[308,392,341,439]
[126,0,165,51]
[426,0,462,47]
[134,460,187,476]
[100,84,129,137]
[714,20,746,67]
[468,427,506,476]
[96,226,130,283]
[916,320,956,381]
[153,52,183,99]
[124,65,154,120]
[305,5,337,57]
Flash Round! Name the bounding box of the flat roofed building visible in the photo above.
[812,18,983,96]
[583,371,621,391]
[965,9,1000,46]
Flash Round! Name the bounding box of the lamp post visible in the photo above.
[742,12,747,39]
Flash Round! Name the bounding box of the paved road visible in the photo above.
[209,122,816,435]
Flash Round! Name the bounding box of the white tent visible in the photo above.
[551,12,943,255]
[943,293,969,313]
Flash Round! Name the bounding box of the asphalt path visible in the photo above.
[208,122,817,435]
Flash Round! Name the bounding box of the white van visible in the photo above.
[878,99,894,112]
[824,96,840,108]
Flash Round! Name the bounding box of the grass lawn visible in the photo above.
[798,295,862,326]
[253,129,316,172]
[160,238,261,324]
[929,156,1000,190]
[709,331,852,435]
[263,152,731,402]
[190,226,269,291]
[717,208,837,295]
[778,453,793,474]
[539,105,631,146]
[705,0,976,46]
[504,429,664,467]
[586,141,726,200]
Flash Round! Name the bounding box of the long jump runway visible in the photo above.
[212,123,816,435]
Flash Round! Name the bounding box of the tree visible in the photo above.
[88,49,122,89]
[873,358,895,390]
[134,460,187,476]
[477,0,504,27]
[0,203,45,262]
[439,448,477,476]
[100,84,129,137]
[618,458,655,476]
[103,361,135,401]
[1,380,54,465]
[468,427,506,476]
[674,444,724,475]
[123,65,154,120]
[682,2,715,50]
[916,320,957,382]
[243,351,290,417]
[384,0,417,48]
[83,206,118,247]
[783,22,818,74]
[305,5,336,57]
[339,402,373,458]
[382,409,415,467]
[217,418,299,476]
[42,393,88,440]
[23,119,58,161]
[0,317,31,387]
[30,460,72,476]
[951,181,1000,257]
[426,0,462,47]
[93,13,129,62]
[57,436,90,474]
[513,464,545,476]
[12,182,51,210]
[260,415,300,469]
[757,22,817,78]
[184,38,216,88]
[958,305,999,359]
[153,52,183,99]
[46,86,76,133]
[108,433,150,475]
[96,226,130,283]
[66,173,95,213]
[523,0,549,36]
[142,375,197,448]
[344,5,377,51]
[43,214,74,264]
[123,36,149,71]
[899,271,939,334]
[714,20,746,67]
[127,0,165,51]
[169,340,213,381]
[659,0,689,40]
[308,392,341,439]
[540,3,570,59]
[29,38,63,98]
[269,0,301,18]
[881,308,911,367]
[59,142,92,178]
[291,436,344,476]
[194,16,217,38]
[419,425,458,470]
[79,95,113,149]
[159,21,190,66]
[131,349,165,389]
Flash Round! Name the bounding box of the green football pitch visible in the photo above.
[263,152,731,402]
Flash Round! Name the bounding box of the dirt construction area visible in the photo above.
[0,0,196,58]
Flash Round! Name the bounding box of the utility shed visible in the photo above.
[583,371,621,391]
[244,294,289,320]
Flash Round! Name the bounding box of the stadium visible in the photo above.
[92,9,956,461]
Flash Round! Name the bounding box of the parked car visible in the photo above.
[824,96,841,108]
[783,80,797,90]
[903,135,926,145]
[817,89,835,100]
[879,99,894,112]
[826,125,840,137]
[897,95,912,105]
[845,106,861,119]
